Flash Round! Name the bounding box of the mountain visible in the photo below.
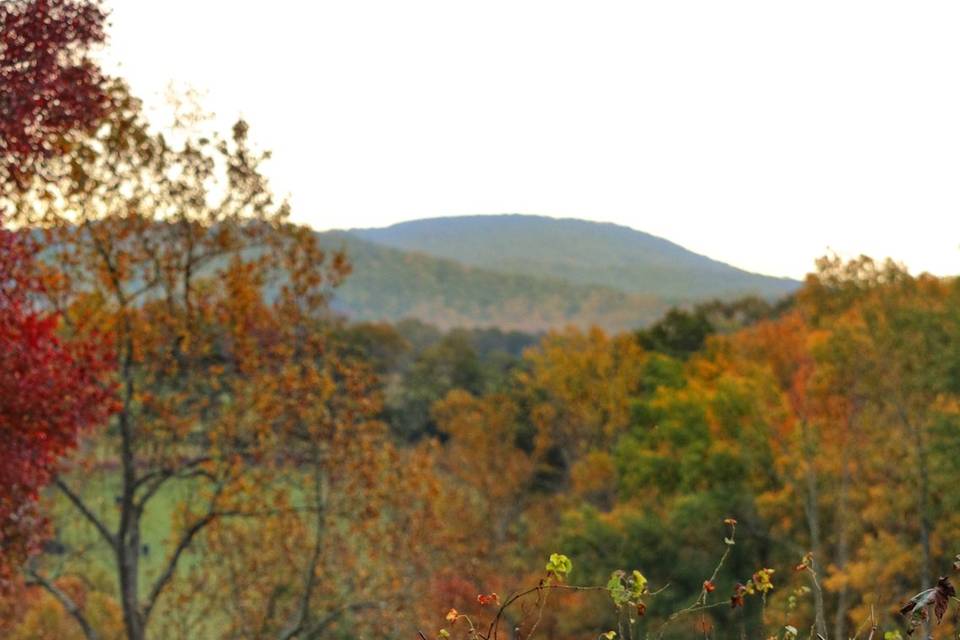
[317,232,670,333]
[350,214,799,303]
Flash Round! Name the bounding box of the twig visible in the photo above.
[482,584,610,640]
[656,525,736,640]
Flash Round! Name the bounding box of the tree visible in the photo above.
[0,220,113,595]
[1,0,115,624]
[386,330,487,440]
[162,345,443,640]
[4,85,420,639]
[636,307,714,358]
[636,296,779,360]
[798,257,960,635]
[518,327,647,490]
[433,390,534,556]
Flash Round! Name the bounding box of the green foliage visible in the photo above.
[545,553,573,581]
[636,307,715,358]
[636,296,784,358]
[606,569,647,609]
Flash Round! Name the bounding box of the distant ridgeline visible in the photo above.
[318,214,799,332]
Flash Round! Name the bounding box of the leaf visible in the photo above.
[607,571,630,608]
[477,593,500,606]
[631,570,648,597]
[934,576,955,624]
[899,577,954,624]
[731,583,747,608]
[546,553,573,580]
[752,568,775,594]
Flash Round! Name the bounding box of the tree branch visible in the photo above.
[140,510,218,624]
[301,601,380,640]
[132,456,213,510]
[54,476,116,548]
[26,569,101,640]
[278,454,327,640]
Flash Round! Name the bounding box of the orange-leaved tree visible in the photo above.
[4,84,440,640]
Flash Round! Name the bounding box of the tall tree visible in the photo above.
[1,0,116,625]
[4,87,395,639]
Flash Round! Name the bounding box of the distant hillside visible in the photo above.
[316,232,670,332]
[351,215,799,302]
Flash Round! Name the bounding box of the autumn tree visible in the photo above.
[158,335,443,640]
[1,0,114,604]
[797,257,960,635]
[518,327,646,493]
[2,84,444,640]
[0,221,113,600]
[430,389,535,598]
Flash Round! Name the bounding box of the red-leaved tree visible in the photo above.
[0,223,114,590]
[1,0,113,588]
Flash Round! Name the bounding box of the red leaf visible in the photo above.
[477,593,499,606]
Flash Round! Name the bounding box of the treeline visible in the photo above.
[332,262,960,640]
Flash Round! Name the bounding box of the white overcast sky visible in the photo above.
[102,1,960,279]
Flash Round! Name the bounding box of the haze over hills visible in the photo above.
[351,215,799,302]
[316,232,670,333]
[316,215,801,332]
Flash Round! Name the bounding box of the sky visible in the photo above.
[102,1,960,279]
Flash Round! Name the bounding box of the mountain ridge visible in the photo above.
[347,214,798,302]
[313,214,800,332]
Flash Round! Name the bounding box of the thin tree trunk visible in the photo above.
[801,419,829,640]
[117,333,145,640]
[279,446,328,640]
[897,404,932,591]
[915,429,933,593]
[893,402,932,640]
[832,426,852,640]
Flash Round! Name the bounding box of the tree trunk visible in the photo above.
[832,448,850,640]
[801,419,829,640]
[118,334,145,640]
[897,404,932,591]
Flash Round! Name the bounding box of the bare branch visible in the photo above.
[54,477,116,548]
[132,456,213,510]
[301,601,380,640]
[484,584,610,640]
[26,569,101,640]
[141,511,217,624]
[278,456,328,640]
